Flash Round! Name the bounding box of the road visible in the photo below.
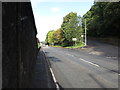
[42,43,118,88]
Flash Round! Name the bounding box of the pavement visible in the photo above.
[42,40,119,88]
[81,40,119,58]
[31,49,56,89]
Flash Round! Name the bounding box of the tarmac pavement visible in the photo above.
[31,49,56,89]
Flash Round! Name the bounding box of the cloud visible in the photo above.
[51,8,60,12]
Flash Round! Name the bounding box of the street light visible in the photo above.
[78,15,82,26]
[78,15,87,46]
[85,19,87,46]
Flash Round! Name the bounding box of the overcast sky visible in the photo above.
[31,0,94,41]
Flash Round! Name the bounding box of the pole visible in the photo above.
[85,19,87,46]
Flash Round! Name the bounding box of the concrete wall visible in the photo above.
[2,2,38,88]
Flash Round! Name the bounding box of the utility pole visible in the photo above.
[85,19,87,46]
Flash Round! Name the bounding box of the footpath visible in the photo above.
[31,49,56,89]
[79,39,119,59]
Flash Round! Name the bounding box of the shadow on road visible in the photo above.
[44,51,49,54]
[44,51,62,63]
[48,56,62,62]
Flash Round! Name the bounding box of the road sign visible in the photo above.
[72,38,77,41]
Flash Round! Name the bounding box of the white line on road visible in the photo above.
[65,53,100,67]
[66,53,74,57]
[50,68,60,90]
[79,58,100,67]
[66,53,71,56]
[43,50,60,90]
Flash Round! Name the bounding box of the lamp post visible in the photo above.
[85,19,87,46]
[78,15,87,46]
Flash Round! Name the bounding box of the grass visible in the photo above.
[64,43,85,48]
[53,45,62,47]
[53,42,85,48]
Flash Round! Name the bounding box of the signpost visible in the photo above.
[72,38,77,46]
[72,38,77,41]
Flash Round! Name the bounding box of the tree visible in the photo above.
[48,30,55,45]
[61,12,83,46]
[45,30,54,45]
[82,2,120,37]
[54,28,64,45]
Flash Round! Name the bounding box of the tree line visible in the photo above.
[45,2,120,46]
[82,2,120,37]
[45,12,83,47]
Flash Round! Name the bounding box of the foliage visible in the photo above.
[54,28,65,45]
[45,12,83,47]
[82,2,120,37]
[45,2,120,47]
[64,42,85,48]
[45,30,54,45]
[61,12,83,46]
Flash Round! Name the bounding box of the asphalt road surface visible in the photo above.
[42,43,118,88]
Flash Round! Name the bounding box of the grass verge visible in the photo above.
[53,42,85,48]
[53,45,62,47]
[64,43,85,48]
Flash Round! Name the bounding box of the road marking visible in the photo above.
[66,53,100,67]
[106,56,118,59]
[50,68,60,90]
[79,58,100,67]
[66,53,74,57]
[43,50,60,90]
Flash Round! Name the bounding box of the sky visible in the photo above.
[31,0,94,41]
